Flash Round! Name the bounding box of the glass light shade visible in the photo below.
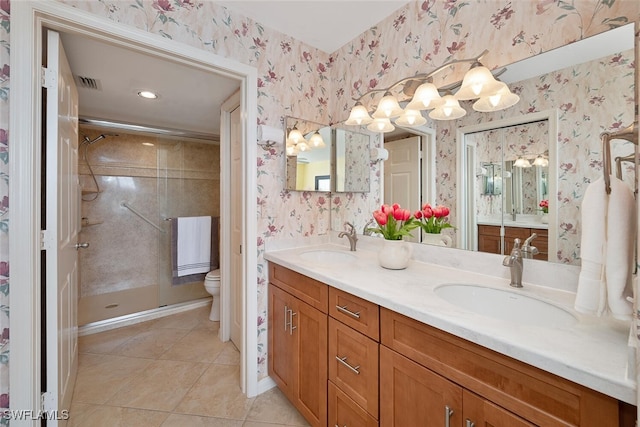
[345,102,373,125]
[309,132,325,148]
[372,92,404,119]
[394,109,427,127]
[296,141,310,152]
[428,94,466,120]
[472,82,520,112]
[288,128,304,145]
[367,117,395,133]
[454,64,503,100]
[286,145,298,156]
[514,157,531,168]
[405,82,444,110]
[532,155,549,167]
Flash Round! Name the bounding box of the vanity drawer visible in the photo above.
[329,287,379,340]
[329,381,378,427]
[380,308,621,426]
[329,317,379,418]
[269,263,328,313]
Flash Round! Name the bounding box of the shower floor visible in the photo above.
[79,285,159,325]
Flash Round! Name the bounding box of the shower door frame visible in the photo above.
[10,2,259,422]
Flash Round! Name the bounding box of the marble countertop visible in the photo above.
[264,237,635,404]
[477,215,549,229]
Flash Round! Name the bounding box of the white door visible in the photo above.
[44,29,80,424]
[230,106,243,350]
[384,136,421,242]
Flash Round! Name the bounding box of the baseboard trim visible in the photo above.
[78,297,212,336]
[257,377,277,395]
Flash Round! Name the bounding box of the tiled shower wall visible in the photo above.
[78,127,220,300]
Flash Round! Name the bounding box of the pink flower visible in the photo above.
[381,204,393,216]
[373,210,388,226]
[414,210,423,219]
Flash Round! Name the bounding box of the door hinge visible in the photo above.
[41,391,55,412]
[239,244,242,254]
[41,229,52,251]
[42,66,56,89]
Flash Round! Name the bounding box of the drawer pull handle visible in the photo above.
[284,305,289,331]
[445,405,453,427]
[336,305,360,319]
[466,420,475,427]
[336,356,360,375]
[289,310,297,335]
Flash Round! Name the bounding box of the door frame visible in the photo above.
[10,2,258,423]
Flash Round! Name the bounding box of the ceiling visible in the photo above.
[61,1,408,138]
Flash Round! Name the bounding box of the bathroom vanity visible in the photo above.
[265,237,636,427]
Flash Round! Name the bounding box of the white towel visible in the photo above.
[605,177,636,320]
[176,216,212,277]
[575,177,607,315]
[575,176,636,320]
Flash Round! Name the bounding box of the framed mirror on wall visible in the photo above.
[284,117,332,192]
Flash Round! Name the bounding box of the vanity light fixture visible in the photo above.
[344,50,518,132]
[532,155,549,167]
[137,90,158,99]
[514,157,532,168]
[308,131,326,148]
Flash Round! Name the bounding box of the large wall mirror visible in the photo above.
[456,23,635,264]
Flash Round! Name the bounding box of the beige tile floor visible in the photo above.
[70,306,310,427]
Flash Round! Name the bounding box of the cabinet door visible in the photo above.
[380,346,462,427]
[293,296,328,427]
[268,285,296,400]
[463,390,536,427]
[329,381,378,427]
[329,317,379,417]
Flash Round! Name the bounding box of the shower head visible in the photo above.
[81,133,118,145]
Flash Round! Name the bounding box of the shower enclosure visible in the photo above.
[78,126,219,325]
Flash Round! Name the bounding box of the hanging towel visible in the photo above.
[575,177,607,316]
[575,176,636,320]
[605,176,636,320]
[171,216,219,286]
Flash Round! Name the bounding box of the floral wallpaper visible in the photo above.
[1,0,638,413]
[330,1,638,264]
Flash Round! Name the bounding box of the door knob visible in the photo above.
[75,242,90,250]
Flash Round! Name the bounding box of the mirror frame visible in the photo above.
[456,109,558,259]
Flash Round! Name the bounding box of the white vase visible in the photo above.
[378,239,413,270]
[422,232,453,247]
[541,213,549,224]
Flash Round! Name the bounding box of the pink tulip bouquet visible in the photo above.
[368,203,419,240]
[539,199,549,214]
[414,203,454,234]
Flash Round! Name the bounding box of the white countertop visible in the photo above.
[264,236,636,404]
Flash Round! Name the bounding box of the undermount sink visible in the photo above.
[434,284,577,328]
[299,249,356,264]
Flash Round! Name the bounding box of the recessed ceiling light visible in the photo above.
[137,90,158,99]
[142,142,155,147]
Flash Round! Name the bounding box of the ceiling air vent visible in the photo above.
[74,75,102,91]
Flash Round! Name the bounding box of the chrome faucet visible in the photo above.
[502,238,524,288]
[363,218,375,236]
[338,222,358,251]
[522,233,539,259]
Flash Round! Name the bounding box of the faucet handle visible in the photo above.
[344,222,356,234]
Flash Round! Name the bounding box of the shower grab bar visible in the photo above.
[120,201,165,233]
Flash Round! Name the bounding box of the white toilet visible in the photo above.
[204,269,221,321]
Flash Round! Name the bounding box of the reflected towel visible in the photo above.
[575,177,607,315]
[605,177,635,320]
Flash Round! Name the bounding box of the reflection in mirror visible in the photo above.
[456,23,635,264]
[334,128,371,193]
[284,117,332,192]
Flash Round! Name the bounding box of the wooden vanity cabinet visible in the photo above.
[268,263,328,427]
[328,287,380,426]
[477,225,548,260]
[380,308,627,427]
